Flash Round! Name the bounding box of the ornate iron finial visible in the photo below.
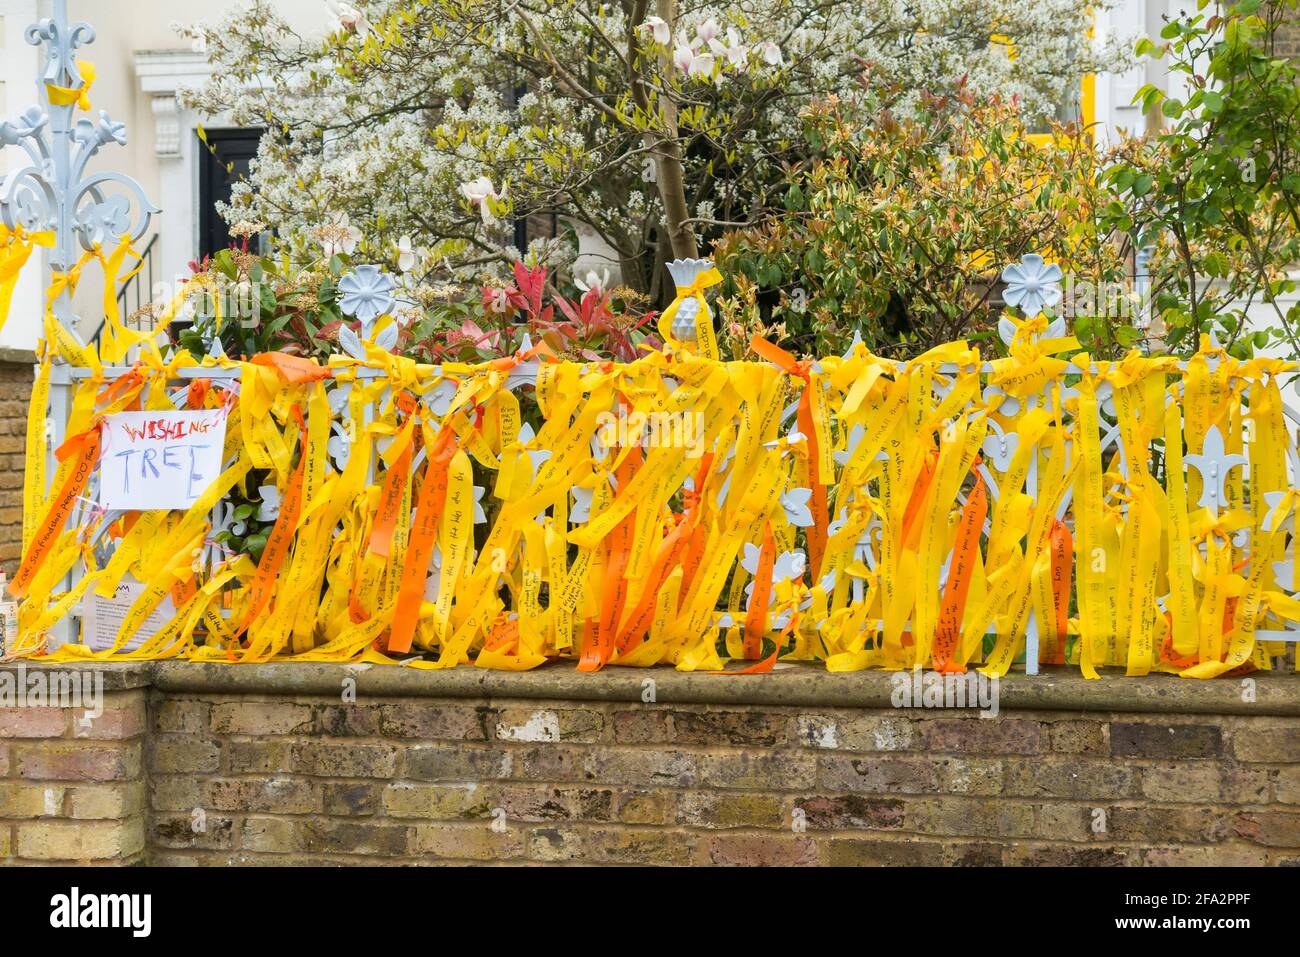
[0,0,158,334]
[1184,425,1248,513]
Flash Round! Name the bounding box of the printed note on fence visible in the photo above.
[98,410,227,511]
[81,575,177,652]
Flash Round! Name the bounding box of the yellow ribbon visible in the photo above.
[45,60,96,111]
[658,266,722,360]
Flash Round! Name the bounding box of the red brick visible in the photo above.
[919,718,1042,754]
[794,794,904,830]
[0,708,66,738]
[1232,811,1300,847]
[72,702,144,740]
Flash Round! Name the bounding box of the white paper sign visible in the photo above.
[98,409,227,511]
[81,576,177,652]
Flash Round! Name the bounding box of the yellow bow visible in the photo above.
[45,60,96,111]
[1006,312,1079,358]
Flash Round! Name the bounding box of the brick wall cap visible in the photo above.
[0,347,38,366]
[126,661,1300,716]
[5,660,1296,714]
[0,661,151,691]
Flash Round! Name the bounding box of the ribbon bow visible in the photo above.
[45,60,97,112]
[1005,313,1079,359]
[1190,507,1251,547]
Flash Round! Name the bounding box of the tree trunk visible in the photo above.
[653,0,698,261]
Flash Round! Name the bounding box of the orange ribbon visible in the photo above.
[614,453,714,654]
[749,336,829,576]
[933,476,987,672]
[721,613,799,675]
[250,352,333,384]
[233,406,308,639]
[580,447,642,672]
[9,427,102,599]
[743,522,777,660]
[386,424,459,654]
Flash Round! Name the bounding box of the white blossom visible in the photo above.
[688,51,716,80]
[327,1,370,35]
[695,17,721,46]
[313,211,362,257]
[640,16,670,46]
[711,28,749,69]
[575,268,610,295]
[460,175,506,226]
[396,235,418,272]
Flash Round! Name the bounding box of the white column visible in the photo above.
[135,50,212,300]
[1096,0,1147,146]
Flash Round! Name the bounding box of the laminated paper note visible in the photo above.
[98,409,227,511]
[81,575,177,652]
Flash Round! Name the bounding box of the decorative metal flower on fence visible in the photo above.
[1000,253,1063,318]
[337,264,396,331]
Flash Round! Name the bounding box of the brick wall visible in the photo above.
[0,349,34,579]
[1,663,1298,865]
[0,675,147,864]
[1276,1,1300,59]
[1281,25,1300,59]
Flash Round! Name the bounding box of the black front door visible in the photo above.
[197,128,263,260]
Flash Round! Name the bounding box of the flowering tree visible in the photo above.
[714,87,1133,358]
[1103,0,1300,360]
[183,0,1126,300]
